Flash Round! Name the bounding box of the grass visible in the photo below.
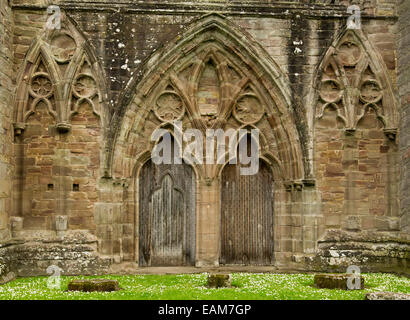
[0,273,408,300]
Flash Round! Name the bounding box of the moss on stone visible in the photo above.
[207,273,232,288]
[67,279,120,292]
[314,273,364,290]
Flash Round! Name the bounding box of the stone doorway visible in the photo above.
[138,147,196,267]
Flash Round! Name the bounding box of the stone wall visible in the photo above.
[398,0,410,237]
[0,0,13,242]
[0,0,406,276]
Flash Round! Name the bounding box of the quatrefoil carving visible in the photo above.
[30,74,53,98]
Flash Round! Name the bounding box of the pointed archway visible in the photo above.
[109,13,306,265]
[139,135,196,266]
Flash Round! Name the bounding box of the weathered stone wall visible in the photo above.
[0,0,406,275]
[0,0,13,242]
[398,0,410,237]
[1,232,111,278]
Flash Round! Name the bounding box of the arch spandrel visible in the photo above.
[110,13,306,184]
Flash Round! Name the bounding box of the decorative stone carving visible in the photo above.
[73,75,97,98]
[319,79,343,104]
[335,38,362,67]
[50,33,77,64]
[233,93,264,124]
[154,91,185,122]
[197,59,220,118]
[21,55,57,122]
[70,56,101,119]
[360,80,382,104]
[108,13,306,190]
[30,74,53,98]
[14,14,105,132]
[316,30,398,134]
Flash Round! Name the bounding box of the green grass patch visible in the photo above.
[0,273,408,300]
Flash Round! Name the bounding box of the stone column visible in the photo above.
[196,177,219,267]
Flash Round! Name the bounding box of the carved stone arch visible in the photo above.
[109,13,305,184]
[14,41,61,127]
[13,11,108,134]
[312,28,398,135]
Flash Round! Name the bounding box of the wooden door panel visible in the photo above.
[139,161,195,266]
[221,160,274,265]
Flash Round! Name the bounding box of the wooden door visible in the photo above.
[220,160,274,265]
[139,160,196,266]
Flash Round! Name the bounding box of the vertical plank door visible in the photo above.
[221,160,274,265]
[139,159,195,266]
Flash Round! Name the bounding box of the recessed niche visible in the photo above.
[47,184,54,191]
[73,184,80,192]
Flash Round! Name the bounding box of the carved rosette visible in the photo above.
[233,93,264,125]
[30,74,53,98]
[22,56,57,123]
[154,90,185,122]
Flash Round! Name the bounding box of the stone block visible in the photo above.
[55,215,68,237]
[67,279,120,292]
[207,273,232,288]
[365,292,410,300]
[345,216,361,231]
[314,274,364,290]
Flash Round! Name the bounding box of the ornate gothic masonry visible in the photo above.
[0,0,408,277]
[14,14,107,134]
[315,29,398,135]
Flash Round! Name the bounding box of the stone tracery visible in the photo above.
[315,30,398,135]
[13,14,106,134]
[110,14,306,184]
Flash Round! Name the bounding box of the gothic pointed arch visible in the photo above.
[313,28,398,135]
[109,13,305,184]
[13,11,108,134]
